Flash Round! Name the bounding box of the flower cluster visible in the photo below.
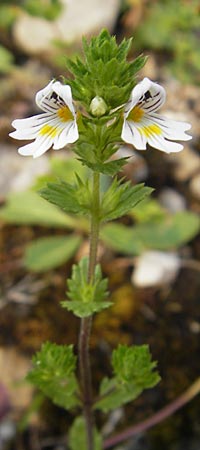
[10,77,191,158]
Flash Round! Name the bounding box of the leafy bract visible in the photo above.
[66,29,146,110]
[64,30,146,174]
[62,257,112,317]
[24,235,82,272]
[69,416,102,450]
[41,176,152,223]
[40,176,92,216]
[101,179,153,221]
[27,342,80,410]
[73,118,126,175]
[95,345,160,412]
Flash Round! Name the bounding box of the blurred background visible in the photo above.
[0,1,200,449]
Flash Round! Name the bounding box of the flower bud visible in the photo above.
[90,96,107,117]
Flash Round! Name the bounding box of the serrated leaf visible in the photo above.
[80,157,129,176]
[101,211,200,255]
[24,235,82,272]
[27,342,79,410]
[40,177,92,216]
[96,345,160,412]
[112,344,159,385]
[66,29,143,109]
[96,377,142,412]
[69,416,102,450]
[62,257,111,318]
[0,191,77,229]
[63,299,112,318]
[101,180,153,221]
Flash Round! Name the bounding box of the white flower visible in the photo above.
[121,77,191,153]
[10,80,79,158]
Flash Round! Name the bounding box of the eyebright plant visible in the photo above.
[10,30,191,450]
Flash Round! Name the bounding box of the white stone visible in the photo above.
[0,145,49,195]
[13,13,56,54]
[158,188,186,213]
[132,250,181,287]
[13,0,121,54]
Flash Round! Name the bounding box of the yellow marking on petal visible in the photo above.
[128,106,144,122]
[39,124,58,137]
[57,106,73,122]
[141,124,162,137]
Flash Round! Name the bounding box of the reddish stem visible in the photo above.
[103,378,200,449]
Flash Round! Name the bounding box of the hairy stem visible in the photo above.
[78,172,100,450]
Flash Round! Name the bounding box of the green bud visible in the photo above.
[90,96,107,117]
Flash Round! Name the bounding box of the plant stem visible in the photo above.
[103,377,200,449]
[78,171,100,450]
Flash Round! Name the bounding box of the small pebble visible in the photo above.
[132,251,181,287]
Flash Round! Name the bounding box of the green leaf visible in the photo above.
[96,377,142,412]
[50,156,88,182]
[101,211,200,255]
[101,223,144,255]
[80,157,129,176]
[101,180,153,221]
[32,156,88,191]
[69,416,102,450]
[0,6,18,30]
[40,176,92,216]
[23,0,62,20]
[131,198,166,223]
[112,344,159,385]
[96,345,160,412]
[24,235,82,272]
[0,45,14,73]
[133,211,200,250]
[27,342,80,410]
[62,257,112,317]
[0,191,77,229]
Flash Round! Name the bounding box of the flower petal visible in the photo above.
[18,135,53,158]
[121,120,147,150]
[53,121,79,149]
[35,80,55,110]
[36,81,63,113]
[10,115,59,140]
[148,113,192,141]
[33,135,54,158]
[53,82,75,115]
[125,77,166,116]
[147,133,183,153]
[11,113,52,131]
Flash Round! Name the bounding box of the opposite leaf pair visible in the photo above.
[10,78,191,158]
